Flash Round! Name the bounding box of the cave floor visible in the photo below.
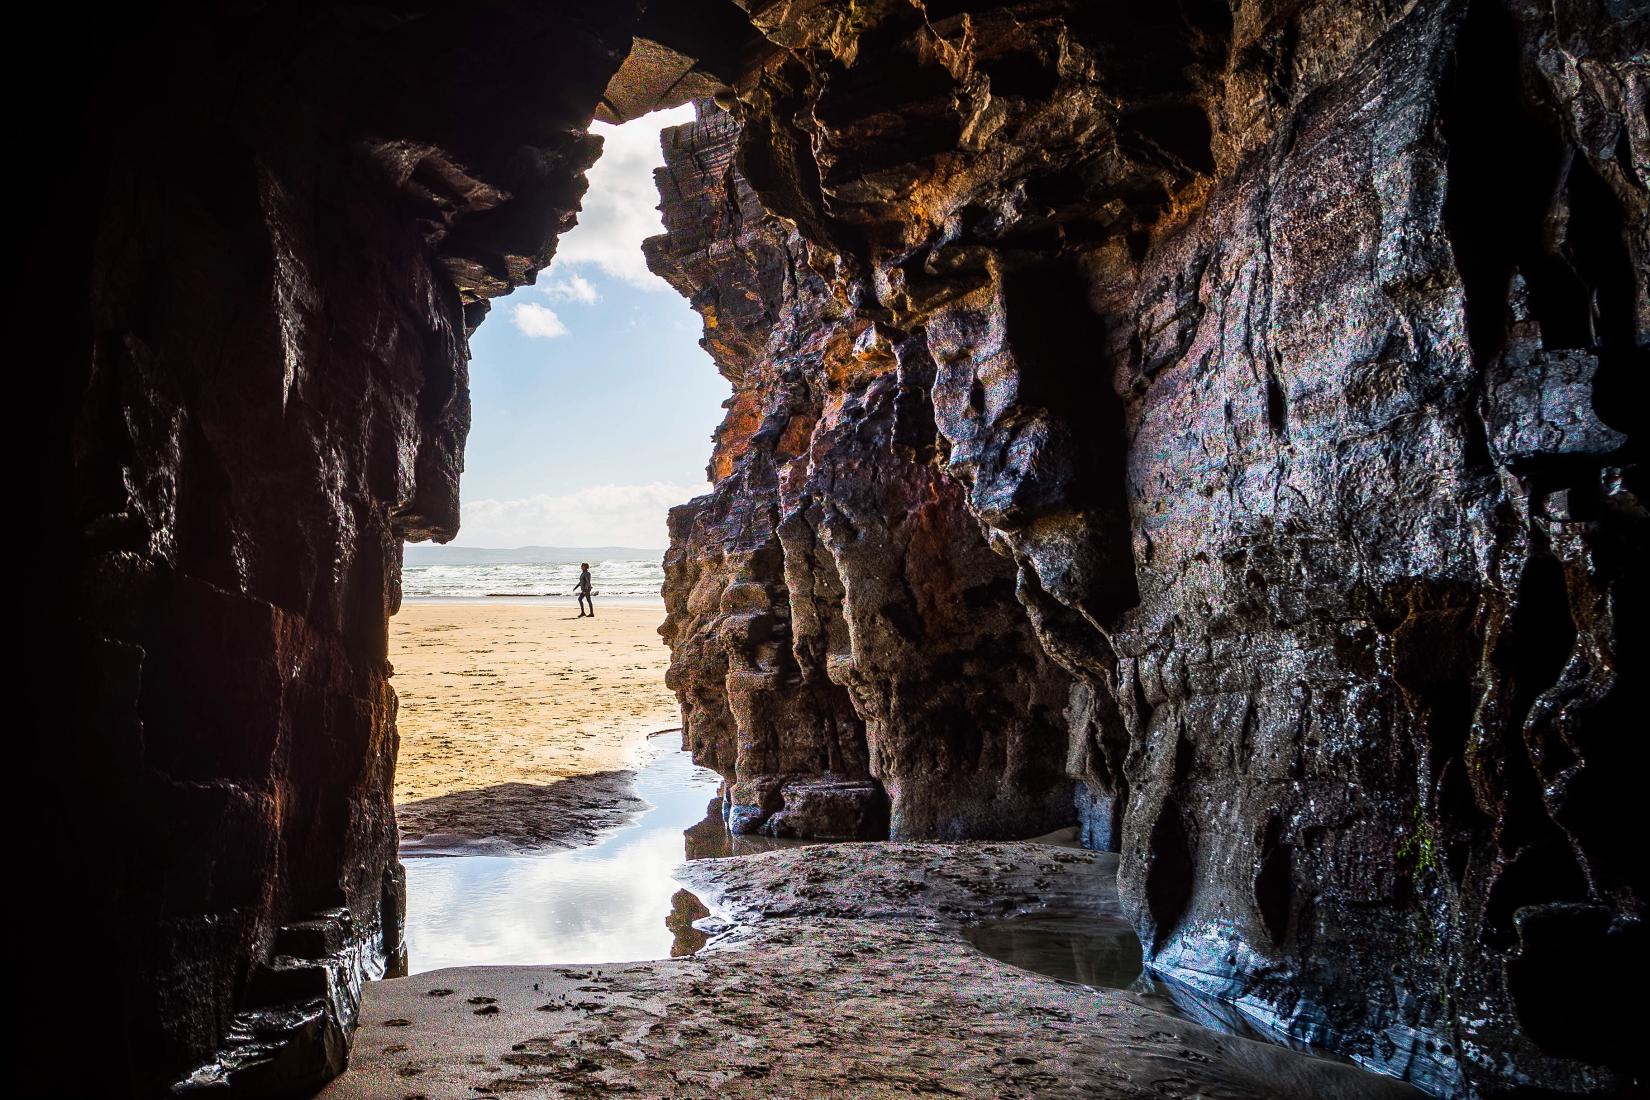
[322,842,1421,1099]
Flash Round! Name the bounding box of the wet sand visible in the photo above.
[325,844,1422,1100]
[391,601,678,851]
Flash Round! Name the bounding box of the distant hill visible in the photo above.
[403,544,665,566]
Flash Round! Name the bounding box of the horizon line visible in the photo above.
[405,543,667,551]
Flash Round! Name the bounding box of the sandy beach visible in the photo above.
[390,601,680,851]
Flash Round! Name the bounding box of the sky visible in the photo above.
[445,103,726,550]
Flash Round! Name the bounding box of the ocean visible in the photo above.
[402,557,666,601]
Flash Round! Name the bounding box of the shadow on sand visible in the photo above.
[397,772,645,856]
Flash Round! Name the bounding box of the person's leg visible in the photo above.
[578,593,592,616]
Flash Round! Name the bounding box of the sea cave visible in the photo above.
[17,1,1647,1097]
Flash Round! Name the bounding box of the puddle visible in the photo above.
[962,910,1145,990]
[402,740,801,973]
[965,910,1343,1059]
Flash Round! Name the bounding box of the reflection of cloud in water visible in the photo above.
[406,832,683,970]
[403,746,804,973]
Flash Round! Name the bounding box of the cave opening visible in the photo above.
[384,104,748,975]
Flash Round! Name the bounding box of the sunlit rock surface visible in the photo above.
[651,105,1078,842]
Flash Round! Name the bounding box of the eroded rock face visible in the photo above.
[28,4,646,1094]
[653,1,1647,1095]
[652,105,1078,841]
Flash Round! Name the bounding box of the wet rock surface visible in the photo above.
[325,841,1422,1099]
[396,772,646,856]
[650,2,1649,1096]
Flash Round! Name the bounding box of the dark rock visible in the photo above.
[666,888,713,957]
[23,3,645,1095]
[763,777,891,839]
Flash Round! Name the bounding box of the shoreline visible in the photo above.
[400,596,668,606]
[398,770,647,857]
[398,730,687,858]
[369,603,1420,1100]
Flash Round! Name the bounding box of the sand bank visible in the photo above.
[390,601,680,851]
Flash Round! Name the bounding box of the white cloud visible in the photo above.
[510,301,569,339]
[552,103,697,290]
[458,481,708,548]
[541,272,600,305]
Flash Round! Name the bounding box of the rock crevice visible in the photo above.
[651,103,1079,843]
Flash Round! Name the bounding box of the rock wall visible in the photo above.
[652,106,1078,841]
[652,1,1647,1095]
[25,4,650,1094]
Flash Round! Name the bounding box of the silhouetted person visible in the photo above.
[575,562,594,617]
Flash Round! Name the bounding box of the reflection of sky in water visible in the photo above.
[404,746,724,973]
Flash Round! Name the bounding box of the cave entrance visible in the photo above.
[385,105,743,973]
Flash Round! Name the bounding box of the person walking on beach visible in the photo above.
[575,562,595,618]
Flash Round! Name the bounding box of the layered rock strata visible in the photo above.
[652,2,1647,1096]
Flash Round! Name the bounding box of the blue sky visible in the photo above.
[451,104,727,549]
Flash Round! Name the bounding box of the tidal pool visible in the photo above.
[962,910,1145,989]
[965,909,1342,1057]
[402,739,798,973]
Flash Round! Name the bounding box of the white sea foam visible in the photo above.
[402,558,665,601]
